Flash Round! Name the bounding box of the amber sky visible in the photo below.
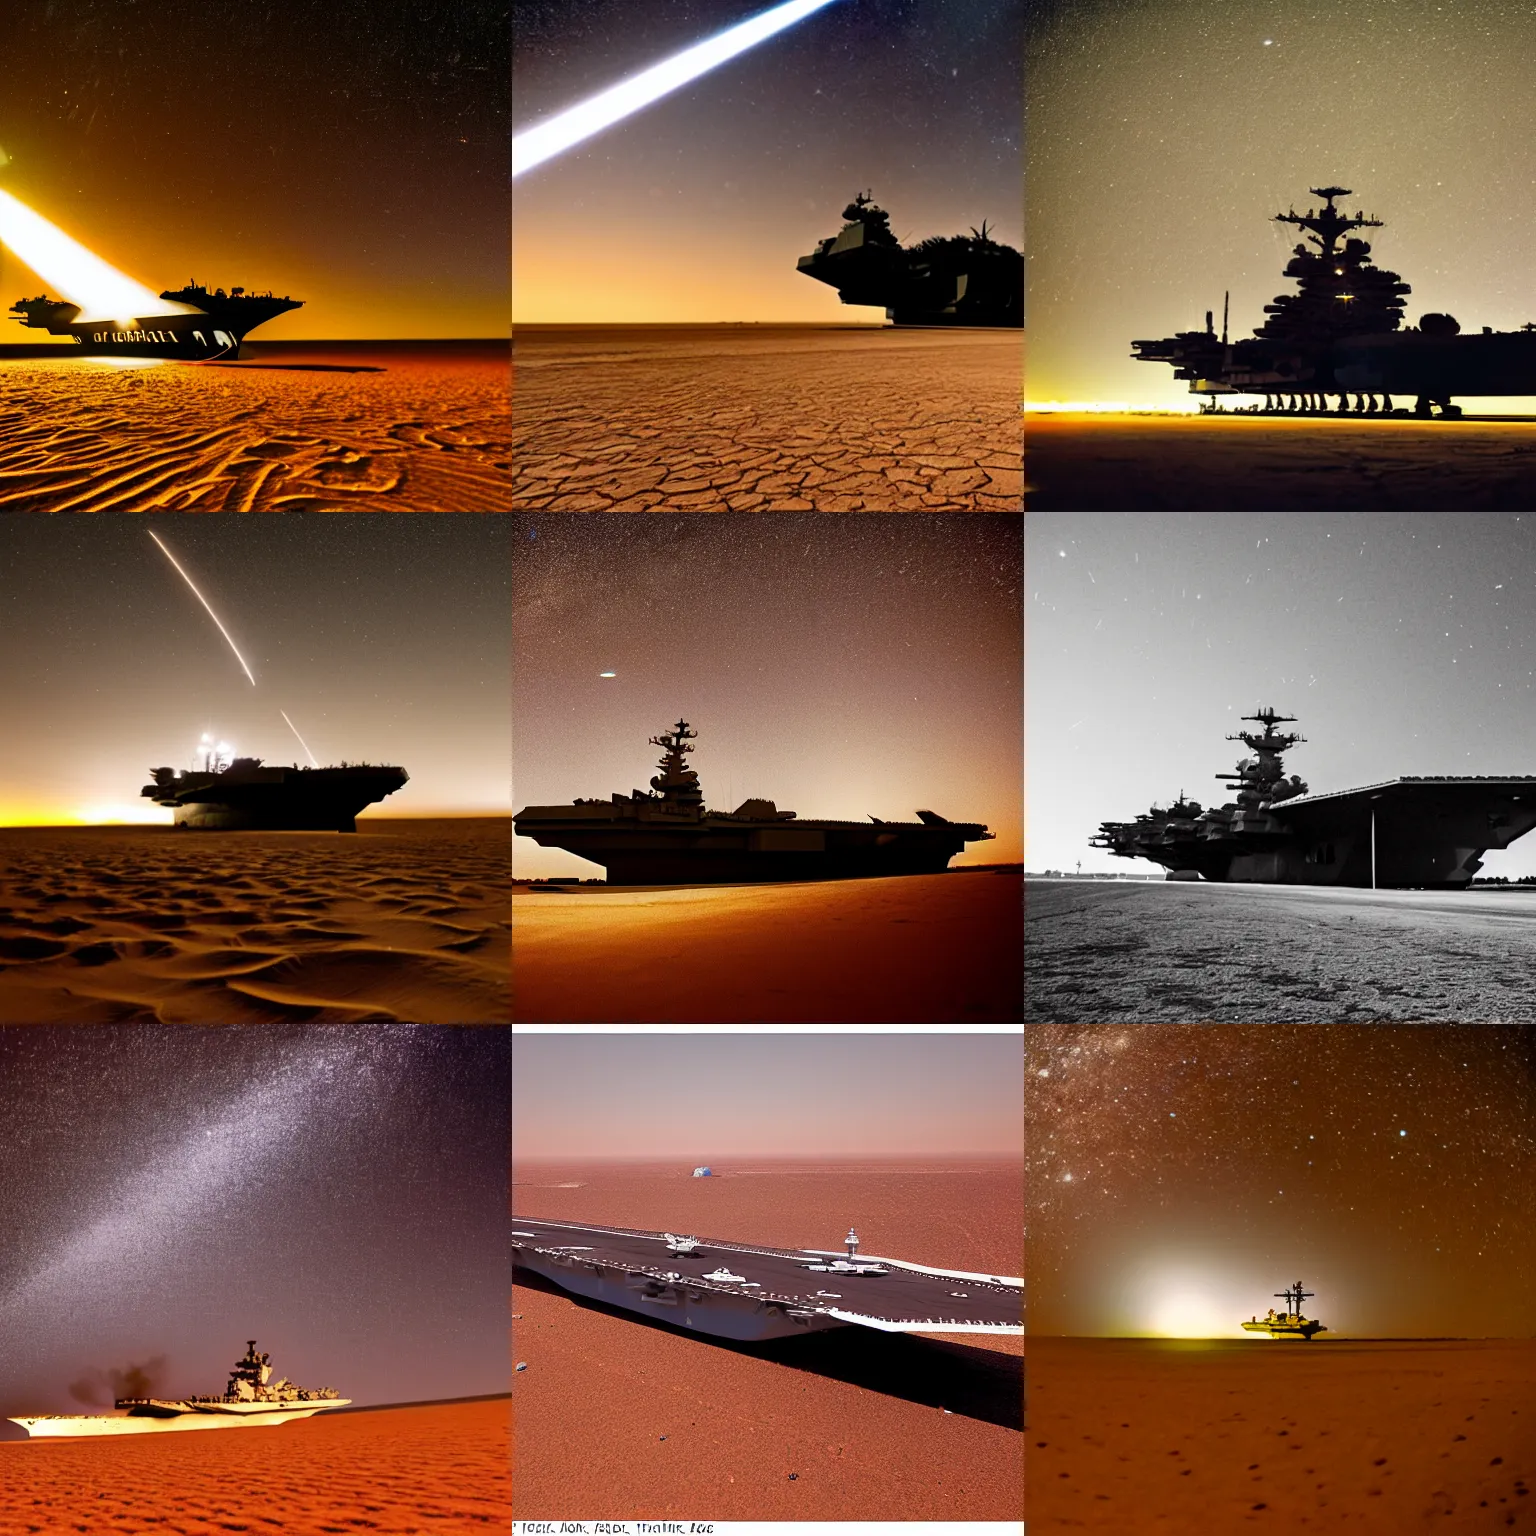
[1028,0,1536,408]
[1030,1026,1536,1339]
[513,0,1021,322]
[0,515,510,825]
[512,513,1022,878]
[512,1031,1024,1159]
[0,0,507,340]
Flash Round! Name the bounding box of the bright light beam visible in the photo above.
[512,0,842,179]
[0,189,197,323]
[147,531,256,686]
[280,710,320,768]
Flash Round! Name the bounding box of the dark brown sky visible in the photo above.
[0,0,507,339]
[0,514,510,824]
[512,513,1022,878]
[1029,1026,1536,1339]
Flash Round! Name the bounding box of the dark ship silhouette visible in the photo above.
[10,281,302,361]
[142,740,406,830]
[1132,186,1536,418]
[797,193,1022,327]
[1091,708,1536,888]
[514,719,995,884]
[1242,1282,1327,1341]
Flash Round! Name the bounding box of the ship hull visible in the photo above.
[9,1403,347,1437]
[146,766,408,832]
[42,316,245,361]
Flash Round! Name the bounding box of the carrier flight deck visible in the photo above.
[511,1217,1023,1342]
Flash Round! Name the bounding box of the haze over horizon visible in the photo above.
[0,515,510,826]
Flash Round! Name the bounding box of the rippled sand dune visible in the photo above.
[0,820,510,1023]
[0,1398,510,1535]
[0,342,511,510]
[513,1160,1023,1522]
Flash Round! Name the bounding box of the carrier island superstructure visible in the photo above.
[512,1218,1023,1342]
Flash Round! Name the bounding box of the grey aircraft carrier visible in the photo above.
[511,1217,1023,1342]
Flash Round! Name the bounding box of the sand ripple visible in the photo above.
[0,343,511,510]
[0,822,509,1023]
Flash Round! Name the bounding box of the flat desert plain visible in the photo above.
[1026,413,1536,510]
[512,870,1022,1022]
[512,1159,1022,1522]
[1029,1337,1536,1532]
[512,325,1022,511]
[0,1397,510,1535]
[1027,879,1536,1022]
[0,342,511,510]
[0,820,509,1024]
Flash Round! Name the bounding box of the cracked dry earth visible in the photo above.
[1026,878,1536,1022]
[0,343,512,510]
[512,325,1022,510]
[0,823,510,1024]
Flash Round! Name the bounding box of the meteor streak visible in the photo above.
[512,0,842,179]
[280,710,320,768]
[147,531,256,686]
[0,189,197,324]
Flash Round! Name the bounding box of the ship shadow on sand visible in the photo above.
[513,1266,1022,1431]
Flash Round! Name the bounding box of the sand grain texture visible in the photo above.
[1026,879,1536,1022]
[0,1398,510,1536]
[0,343,511,511]
[512,1160,1022,1521]
[513,325,1022,510]
[513,870,1023,1022]
[1026,412,1536,509]
[1029,1337,1536,1532]
[0,821,510,1024]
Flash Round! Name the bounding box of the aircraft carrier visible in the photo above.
[514,719,994,883]
[9,282,302,361]
[1132,185,1536,417]
[9,1341,349,1438]
[142,741,407,831]
[1091,708,1536,888]
[1242,1283,1327,1341]
[796,193,1022,327]
[512,1217,1023,1342]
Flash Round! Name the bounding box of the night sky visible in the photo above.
[513,0,1021,322]
[0,515,510,825]
[0,1024,509,1419]
[512,513,1022,878]
[1027,512,1536,878]
[513,1031,1024,1159]
[0,0,508,340]
[1028,1025,1536,1339]
[1027,0,1536,408]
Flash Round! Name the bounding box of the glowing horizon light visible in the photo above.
[0,188,198,324]
[512,0,843,179]
[1024,400,1201,414]
[1148,1288,1231,1338]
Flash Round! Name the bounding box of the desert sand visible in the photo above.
[512,325,1022,510]
[1029,1337,1536,1532]
[0,820,509,1024]
[512,1159,1022,1521]
[1026,878,1536,1022]
[512,870,1022,1022]
[0,1397,510,1535]
[0,342,511,510]
[1026,412,1536,509]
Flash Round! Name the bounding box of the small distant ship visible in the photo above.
[1132,185,1536,418]
[512,1218,1023,1342]
[514,719,994,883]
[1090,707,1536,888]
[1242,1282,1327,1340]
[142,739,407,831]
[9,281,303,361]
[8,1341,349,1438]
[797,193,1022,327]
